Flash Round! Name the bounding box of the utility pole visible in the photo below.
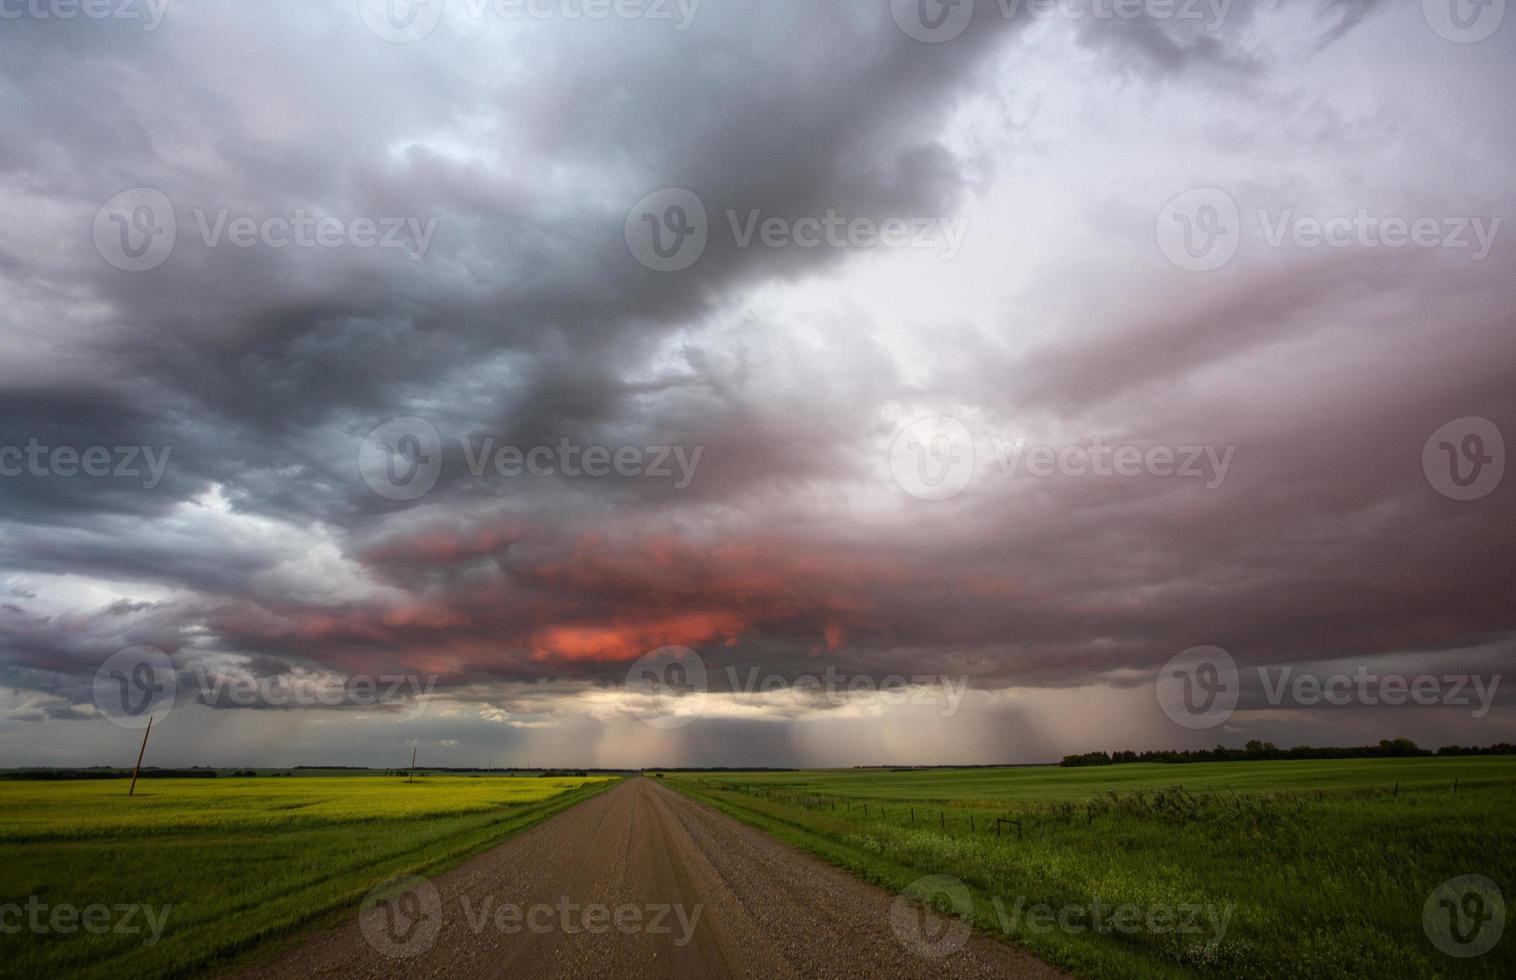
[408,746,417,783]
[128,717,153,797]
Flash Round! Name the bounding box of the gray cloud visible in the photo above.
[1,0,1511,766]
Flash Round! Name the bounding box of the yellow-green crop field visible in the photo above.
[0,774,617,979]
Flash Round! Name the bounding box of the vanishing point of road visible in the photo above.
[236,777,1064,979]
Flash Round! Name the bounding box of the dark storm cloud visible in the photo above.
[1314,0,1392,47]
[1069,0,1393,75]
[0,2,1019,534]
[0,595,196,715]
[1073,15,1260,77]
[0,0,1511,767]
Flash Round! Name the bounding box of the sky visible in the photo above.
[0,0,1512,769]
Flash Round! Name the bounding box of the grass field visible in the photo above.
[0,773,618,979]
[665,758,1515,979]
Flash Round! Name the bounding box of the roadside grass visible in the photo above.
[665,758,1515,979]
[0,774,617,979]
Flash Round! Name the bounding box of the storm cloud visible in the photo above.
[1,0,1512,768]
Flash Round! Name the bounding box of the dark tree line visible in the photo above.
[1060,739,1516,767]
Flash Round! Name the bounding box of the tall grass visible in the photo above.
[667,759,1514,979]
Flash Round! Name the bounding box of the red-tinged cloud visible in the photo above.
[529,613,747,663]
[2,2,1514,768]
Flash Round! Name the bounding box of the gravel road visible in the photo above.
[234,777,1064,979]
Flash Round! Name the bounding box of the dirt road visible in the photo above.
[235,777,1062,979]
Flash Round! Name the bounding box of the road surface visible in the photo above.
[235,777,1063,979]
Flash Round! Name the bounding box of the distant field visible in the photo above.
[0,773,617,979]
[666,758,1515,979]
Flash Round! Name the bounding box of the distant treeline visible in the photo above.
[2,768,219,781]
[1,767,603,782]
[295,766,612,775]
[1061,739,1516,767]
[3,767,600,781]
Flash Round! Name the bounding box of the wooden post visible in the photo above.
[939,811,945,830]
[128,716,153,797]
[1393,782,1399,797]
[969,814,975,833]
[910,807,915,825]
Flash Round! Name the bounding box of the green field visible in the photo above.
[0,773,618,979]
[665,758,1515,979]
